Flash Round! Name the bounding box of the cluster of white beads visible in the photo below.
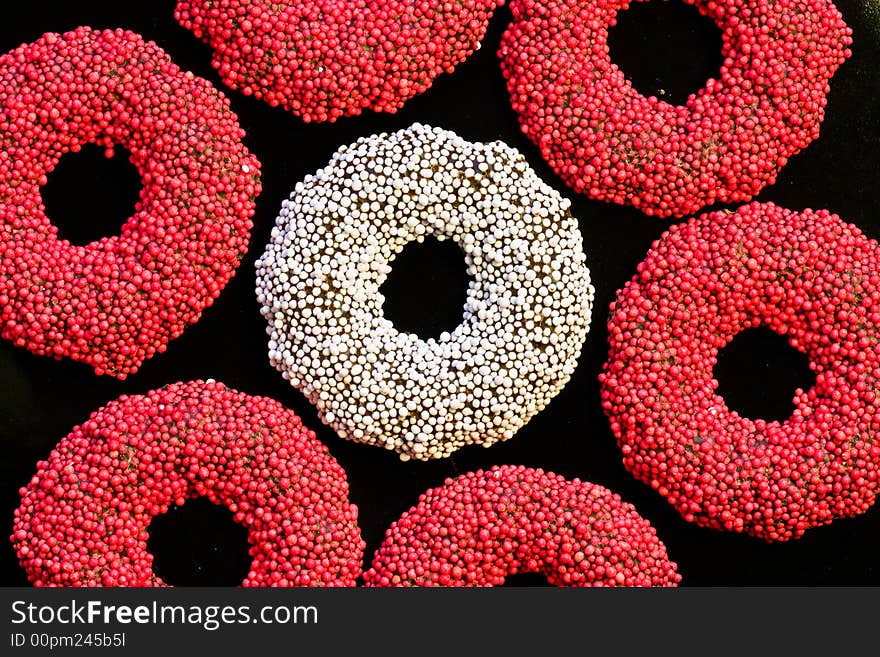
[255,124,594,460]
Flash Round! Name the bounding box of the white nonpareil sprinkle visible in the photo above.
[255,124,594,460]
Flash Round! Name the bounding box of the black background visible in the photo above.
[0,0,878,586]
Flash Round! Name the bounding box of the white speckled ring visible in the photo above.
[256,124,594,460]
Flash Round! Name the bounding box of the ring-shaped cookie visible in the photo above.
[256,124,594,460]
[0,27,260,378]
[176,0,505,122]
[364,465,681,586]
[600,202,880,540]
[499,0,852,217]
[12,380,364,586]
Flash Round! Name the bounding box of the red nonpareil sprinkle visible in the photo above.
[499,0,852,217]
[364,465,680,586]
[0,27,261,378]
[12,380,364,587]
[600,202,880,541]
[175,0,505,122]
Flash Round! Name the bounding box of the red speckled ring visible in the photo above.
[12,380,364,586]
[499,0,851,217]
[175,0,505,123]
[364,465,680,586]
[600,202,880,541]
[0,27,261,378]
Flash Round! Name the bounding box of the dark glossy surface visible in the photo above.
[1,0,878,586]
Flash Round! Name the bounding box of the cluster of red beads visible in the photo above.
[175,0,504,122]
[11,380,364,586]
[600,202,880,541]
[0,27,261,378]
[499,0,852,217]
[364,465,680,586]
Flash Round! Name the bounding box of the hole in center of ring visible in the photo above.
[41,142,140,246]
[608,0,724,105]
[713,326,816,423]
[147,497,251,586]
[501,571,552,587]
[380,235,471,340]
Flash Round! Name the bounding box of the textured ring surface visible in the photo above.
[601,202,880,540]
[256,124,594,460]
